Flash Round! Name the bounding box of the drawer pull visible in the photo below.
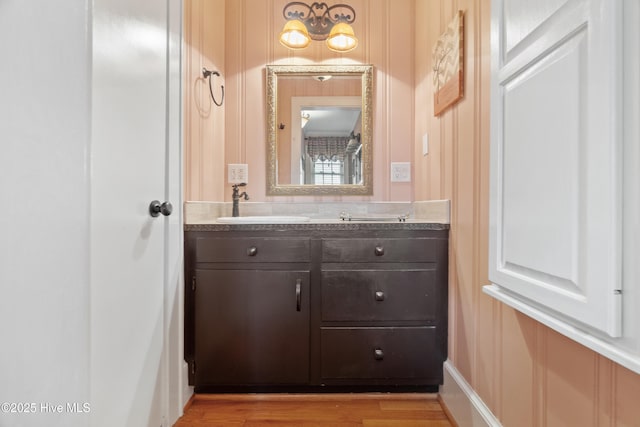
[374,348,384,360]
[247,246,258,256]
[375,291,385,301]
[296,279,302,311]
[374,246,385,256]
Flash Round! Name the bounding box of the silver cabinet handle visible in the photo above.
[296,279,302,311]
[375,291,385,301]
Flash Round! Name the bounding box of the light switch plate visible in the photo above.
[228,164,248,184]
[422,133,429,156]
[390,162,411,182]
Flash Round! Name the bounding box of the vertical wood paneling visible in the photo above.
[533,323,546,426]
[500,308,535,427]
[224,0,245,202]
[415,1,640,426]
[368,0,389,201]
[184,0,416,202]
[183,0,225,201]
[544,330,598,427]
[595,357,614,427]
[614,363,640,425]
[387,0,414,201]
[476,0,495,414]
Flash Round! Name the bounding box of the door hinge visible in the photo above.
[192,276,196,291]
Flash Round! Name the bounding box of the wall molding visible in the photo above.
[440,360,502,427]
[484,284,640,375]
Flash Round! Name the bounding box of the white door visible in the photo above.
[90,0,180,425]
[489,0,623,336]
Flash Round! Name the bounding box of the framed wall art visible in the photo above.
[432,10,464,116]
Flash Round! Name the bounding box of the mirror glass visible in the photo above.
[266,64,373,195]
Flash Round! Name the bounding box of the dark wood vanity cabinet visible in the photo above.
[184,225,448,391]
[186,235,311,388]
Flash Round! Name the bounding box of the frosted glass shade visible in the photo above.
[279,20,311,49]
[326,22,358,52]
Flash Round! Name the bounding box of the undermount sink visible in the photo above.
[216,215,311,224]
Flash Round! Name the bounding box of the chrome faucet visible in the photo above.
[231,183,249,217]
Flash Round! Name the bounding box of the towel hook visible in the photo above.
[202,67,224,106]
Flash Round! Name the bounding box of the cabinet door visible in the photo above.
[488,0,622,336]
[194,269,310,386]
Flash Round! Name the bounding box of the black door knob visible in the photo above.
[149,200,173,217]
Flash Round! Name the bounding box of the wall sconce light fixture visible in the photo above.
[279,2,358,52]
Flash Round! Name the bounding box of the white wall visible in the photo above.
[0,1,92,426]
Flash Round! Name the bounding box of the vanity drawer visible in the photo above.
[320,326,442,380]
[321,270,437,322]
[321,238,440,263]
[195,237,310,263]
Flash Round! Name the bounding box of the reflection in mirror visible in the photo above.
[292,97,362,185]
[266,65,373,196]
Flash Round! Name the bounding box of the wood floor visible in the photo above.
[173,393,455,426]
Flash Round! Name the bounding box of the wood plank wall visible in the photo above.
[183,0,226,201]
[184,0,415,203]
[414,1,640,426]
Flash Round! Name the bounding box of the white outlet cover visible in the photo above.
[228,163,248,184]
[390,162,411,182]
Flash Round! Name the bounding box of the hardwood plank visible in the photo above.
[363,421,453,427]
[173,394,454,426]
[379,401,443,411]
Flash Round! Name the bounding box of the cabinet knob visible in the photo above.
[374,348,384,360]
[375,291,385,301]
[374,246,385,256]
[247,246,258,256]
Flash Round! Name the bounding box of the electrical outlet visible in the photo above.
[390,162,411,182]
[228,164,248,184]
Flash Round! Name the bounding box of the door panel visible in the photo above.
[90,0,172,425]
[490,0,622,336]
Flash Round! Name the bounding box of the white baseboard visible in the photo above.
[440,360,502,427]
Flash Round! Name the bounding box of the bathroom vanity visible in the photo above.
[184,220,449,392]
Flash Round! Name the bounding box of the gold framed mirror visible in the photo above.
[266,64,373,195]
